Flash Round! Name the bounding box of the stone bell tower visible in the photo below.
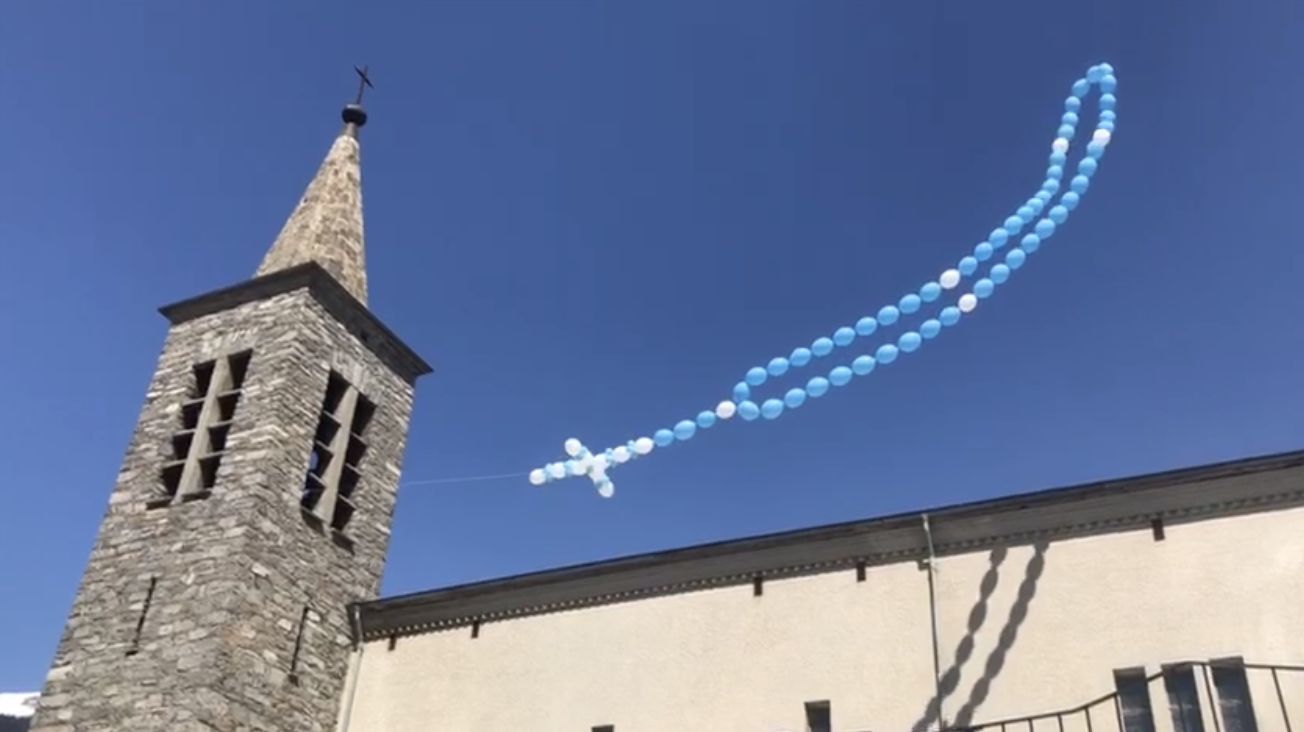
[31,86,431,731]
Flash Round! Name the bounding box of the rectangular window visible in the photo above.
[1211,658,1260,732]
[1115,667,1158,732]
[302,371,374,538]
[154,351,250,507]
[805,700,831,732]
[1163,664,1207,732]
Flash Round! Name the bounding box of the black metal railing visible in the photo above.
[941,660,1304,732]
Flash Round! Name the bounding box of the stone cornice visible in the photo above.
[158,263,432,383]
[356,449,1304,641]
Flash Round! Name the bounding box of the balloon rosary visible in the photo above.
[531,63,1119,498]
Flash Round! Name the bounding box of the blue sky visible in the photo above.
[3,0,1303,689]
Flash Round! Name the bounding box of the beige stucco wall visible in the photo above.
[340,505,1304,732]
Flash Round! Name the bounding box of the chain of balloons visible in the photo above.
[531,62,1119,498]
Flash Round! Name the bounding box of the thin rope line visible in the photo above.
[401,471,530,487]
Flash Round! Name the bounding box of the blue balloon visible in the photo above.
[919,282,942,302]
[1027,197,1045,214]
[784,387,807,408]
[1006,248,1027,270]
[899,293,922,314]
[1004,215,1024,233]
[974,278,995,299]
[1050,151,1067,166]
[1065,96,1081,112]
[829,366,853,386]
[876,343,900,364]
[1061,112,1079,127]
[1079,157,1098,177]
[767,356,789,377]
[1041,179,1059,194]
[990,263,1011,284]
[1022,233,1041,253]
[1071,175,1091,194]
[1072,78,1089,96]
[806,376,830,398]
[974,242,994,262]
[877,305,900,325]
[812,337,834,356]
[674,420,697,441]
[1101,74,1117,93]
[1017,206,1035,223]
[1047,164,1064,180]
[989,228,1010,247]
[939,306,961,326]
[920,319,942,339]
[696,410,716,429]
[1099,120,1115,133]
[655,429,675,446]
[898,331,922,352]
[1035,219,1055,238]
[1099,62,1115,75]
[959,256,979,275]
[761,398,784,420]
[852,355,876,375]
[1061,191,1081,210]
[790,347,812,367]
[738,401,760,421]
[855,316,877,336]
[1086,141,1105,159]
[1100,93,1116,110]
[1101,110,1117,122]
[746,366,768,386]
[733,381,750,402]
[1035,190,1054,203]
[1087,66,1104,83]
[1057,124,1075,139]
[1049,205,1069,224]
[833,326,856,347]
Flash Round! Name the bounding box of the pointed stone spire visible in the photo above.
[255,100,370,304]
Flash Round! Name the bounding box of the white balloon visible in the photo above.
[940,269,962,290]
[613,446,631,463]
[547,463,566,479]
[1052,137,1069,154]
[1092,128,1111,145]
[592,454,609,471]
[597,479,615,498]
[564,438,583,457]
[716,400,737,420]
[958,293,978,313]
[568,460,586,476]
[528,469,546,485]
[633,437,655,455]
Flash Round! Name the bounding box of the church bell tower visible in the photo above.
[30,83,431,731]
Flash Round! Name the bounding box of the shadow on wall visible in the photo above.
[910,541,1050,732]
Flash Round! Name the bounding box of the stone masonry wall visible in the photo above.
[30,286,418,732]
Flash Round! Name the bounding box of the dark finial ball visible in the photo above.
[342,104,368,127]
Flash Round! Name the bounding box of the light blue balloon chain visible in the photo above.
[532,62,1119,497]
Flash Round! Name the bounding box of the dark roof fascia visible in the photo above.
[359,448,1304,640]
[158,262,433,383]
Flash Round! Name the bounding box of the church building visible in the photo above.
[27,91,1304,732]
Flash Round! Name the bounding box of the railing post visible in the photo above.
[1271,668,1293,732]
[1200,664,1223,732]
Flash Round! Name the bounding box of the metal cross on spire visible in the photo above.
[353,65,374,105]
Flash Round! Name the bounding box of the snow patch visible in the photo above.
[0,692,38,718]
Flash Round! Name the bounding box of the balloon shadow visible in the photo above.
[909,541,1049,732]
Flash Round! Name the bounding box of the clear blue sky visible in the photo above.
[2,0,1302,689]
